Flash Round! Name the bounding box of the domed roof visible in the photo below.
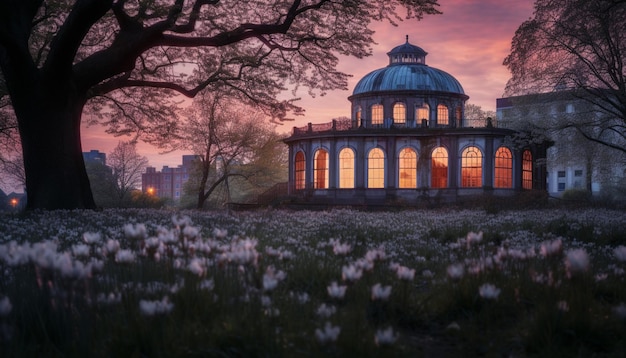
[352,37,465,96]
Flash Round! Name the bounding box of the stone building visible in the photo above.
[283,37,549,206]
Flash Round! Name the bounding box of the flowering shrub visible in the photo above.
[0,208,624,356]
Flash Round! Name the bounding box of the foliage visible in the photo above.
[108,141,149,205]
[503,0,626,153]
[1,208,625,356]
[175,92,288,209]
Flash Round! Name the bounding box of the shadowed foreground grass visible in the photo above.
[0,208,625,357]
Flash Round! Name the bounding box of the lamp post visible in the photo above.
[10,198,18,209]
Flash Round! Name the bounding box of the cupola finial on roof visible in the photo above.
[387,36,428,66]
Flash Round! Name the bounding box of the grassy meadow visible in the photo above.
[0,207,625,357]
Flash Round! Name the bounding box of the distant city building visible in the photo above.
[83,149,107,165]
[497,91,626,197]
[283,37,549,206]
[142,155,199,200]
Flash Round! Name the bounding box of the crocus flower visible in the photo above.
[613,246,626,262]
[342,264,363,282]
[565,248,589,277]
[374,327,398,346]
[478,283,501,300]
[371,283,392,301]
[315,322,341,344]
[447,263,464,281]
[327,281,347,299]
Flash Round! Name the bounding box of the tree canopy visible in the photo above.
[503,0,626,153]
[0,0,440,210]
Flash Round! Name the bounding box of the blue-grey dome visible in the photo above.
[352,36,465,96]
[352,65,465,95]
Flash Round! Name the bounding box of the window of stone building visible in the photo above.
[393,103,406,124]
[339,148,355,189]
[494,147,513,188]
[461,146,483,187]
[355,106,362,127]
[371,104,384,125]
[522,150,533,190]
[431,147,448,188]
[368,148,385,188]
[314,149,329,189]
[417,103,430,126]
[295,151,305,190]
[398,147,417,188]
[437,104,449,126]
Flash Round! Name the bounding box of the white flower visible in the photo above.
[83,232,102,244]
[466,231,483,247]
[115,249,136,264]
[327,281,347,299]
[316,303,337,318]
[188,259,205,277]
[72,244,90,257]
[374,327,398,346]
[172,215,192,228]
[139,296,174,316]
[371,283,392,301]
[333,242,352,256]
[342,264,363,282]
[395,266,415,281]
[104,239,120,255]
[0,296,12,317]
[315,322,341,344]
[183,226,200,240]
[123,223,147,240]
[540,239,562,257]
[613,246,626,262]
[263,266,286,291]
[565,249,590,277]
[478,283,501,300]
[212,228,228,239]
[447,263,464,281]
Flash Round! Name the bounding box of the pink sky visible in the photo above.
[81,0,535,171]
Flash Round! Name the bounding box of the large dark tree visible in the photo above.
[0,0,440,210]
[503,0,626,154]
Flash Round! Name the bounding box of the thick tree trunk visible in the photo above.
[17,97,96,210]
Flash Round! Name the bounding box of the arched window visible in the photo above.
[456,106,462,127]
[494,147,512,188]
[339,148,355,189]
[461,146,483,187]
[417,103,430,126]
[368,148,385,188]
[398,148,417,188]
[295,151,305,190]
[371,104,383,125]
[437,104,449,126]
[314,149,329,189]
[393,103,406,124]
[355,106,362,127]
[522,150,533,190]
[431,147,448,188]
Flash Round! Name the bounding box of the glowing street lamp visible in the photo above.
[147,187,155,195]
[10,198,18,208]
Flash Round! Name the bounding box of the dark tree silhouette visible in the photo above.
[504,0,626,154]
[0,0,440,210]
